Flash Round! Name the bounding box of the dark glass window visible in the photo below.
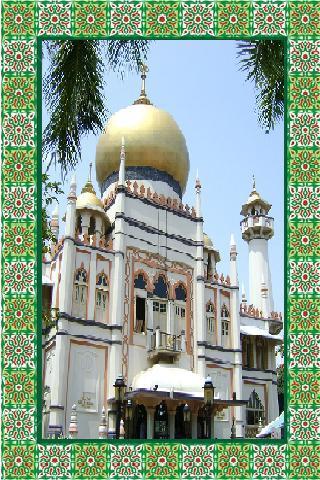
[134,274,147,290]
[154,275,168,298]
[175,284,186,301]
[88,216,96,235]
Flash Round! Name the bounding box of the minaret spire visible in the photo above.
[119,136,126,186]
[134,62,151,105]
[229,233,238,286]
[195,170,202,218]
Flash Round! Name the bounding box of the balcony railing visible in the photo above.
[148,329,186,357]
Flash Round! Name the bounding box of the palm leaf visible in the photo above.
[237,40,284,133]
[43,40,150,178]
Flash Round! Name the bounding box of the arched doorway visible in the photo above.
[132,404,147,439]
[154,401,169,439]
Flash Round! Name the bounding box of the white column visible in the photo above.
[59,176,77,316]
[147,298,154,350]
[87,251,97,320]
[81,212,90,235]
[48,320,70,435]
[95,216,102,242]
[194,175,206,378]
[216,288,221,346]
[248,238,274,311]
[167,300,174,334]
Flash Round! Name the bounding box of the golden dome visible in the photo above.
[203,233,213,248]
[95,102,190,193]
[76,180,103,210]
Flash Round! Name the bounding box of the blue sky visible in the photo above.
[43,40,284,313]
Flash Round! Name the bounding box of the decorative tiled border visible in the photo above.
[1,1,319,478]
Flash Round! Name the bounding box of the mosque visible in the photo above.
[42,66,283,440]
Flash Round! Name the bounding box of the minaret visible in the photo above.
[50,204,59,242]
[194,172,206,378]
[241,283,247,306]
[59,174,77,313]
[229,233,238,287]
[49,175,77,436]
[109,139,126,388]
[240,176,274,314]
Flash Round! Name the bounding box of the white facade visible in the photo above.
[42,80,283,440]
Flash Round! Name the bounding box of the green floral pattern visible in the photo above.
[0,1,319,478]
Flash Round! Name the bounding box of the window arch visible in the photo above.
[221,304,229,318]
[96,272,108,288]
[221,303,230,348]
[72,266,88,319]
[153,275,168,299]
[246,390,265,426]
[95,272,109,323]
[134,273,147,290]
[88,216,96,236]
[206,301,215,314]
[206,301,215,341]
[76,215,82,234]
[175,283,186,301]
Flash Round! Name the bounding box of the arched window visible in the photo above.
[246,390,265,426]
[154,275,168,298]
[206,302,215,341]
[221,304,229,318]
[134,274,147,290]
[174,284,186,336]
[221,304,230,348]
[95,272,108,323]
[76,215,82,234]
[242,336,253,367]
[72,267,88,319]
[88,216,96,236]
[153,275,168,333]
[134,273,147,334]
[175,284,186,301]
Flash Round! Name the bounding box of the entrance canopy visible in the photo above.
[132,364,204,397]
[130,364,246,407]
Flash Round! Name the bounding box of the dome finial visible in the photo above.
[89,162,92,182]
[134,62,151,105]
[252,174,256,191]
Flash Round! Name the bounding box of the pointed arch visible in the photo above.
[153,272,169,299]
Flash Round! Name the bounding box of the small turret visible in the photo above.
[65,174,77,238]
[50,204,59,242]
[195,170,202,218]
[229,233,238,286]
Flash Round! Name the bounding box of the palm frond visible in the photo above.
[237,40,284,133]
[43,40,106,178]
[43,40,151,178]
[104,40,150,78]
